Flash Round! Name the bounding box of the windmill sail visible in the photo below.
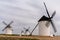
[44,2,57,33]
[51,11,56,19]
[2,21,13,31]
[30,22,39,35]
[44,2,50,18]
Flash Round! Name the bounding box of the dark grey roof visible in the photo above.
[38,15,51,22]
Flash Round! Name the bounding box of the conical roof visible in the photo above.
[38,15,51,22]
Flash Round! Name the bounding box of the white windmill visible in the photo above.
[21,27,30,35]
[30,2,57,36]
[2,21,13,34]
[23,27,30,35]
[21,30,25,35]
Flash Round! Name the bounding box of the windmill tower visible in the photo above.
[2,21,13,34]
[30,2,57,36]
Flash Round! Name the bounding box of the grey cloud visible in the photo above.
[0,0,60,35]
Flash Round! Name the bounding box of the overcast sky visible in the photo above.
[0,0,60,35]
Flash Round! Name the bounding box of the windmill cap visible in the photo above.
[38,16,51,22]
